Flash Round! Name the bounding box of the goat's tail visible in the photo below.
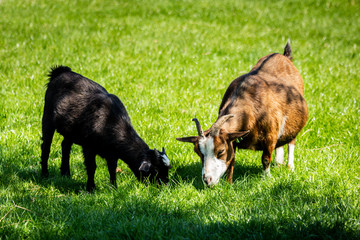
[48,65,72,81]
[283,39,292,61]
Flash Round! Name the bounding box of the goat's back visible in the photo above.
[219,53,308,150]
[251,53,304,94]
[44,67,131,145]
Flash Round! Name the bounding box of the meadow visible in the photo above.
[0,0,359,239]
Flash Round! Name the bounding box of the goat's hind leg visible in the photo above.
[41,117,55,177]
[274,146,285,166]
[60,138,73,176]
[287,139,295,170]
[83,147,97,192]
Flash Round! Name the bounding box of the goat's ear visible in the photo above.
[176,136,198,143]
[154,148,161,158]
[227,130,250,142]
[139,161,151,172]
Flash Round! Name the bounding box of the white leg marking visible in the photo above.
[274,146,285,165]
[287,143,295,170]
[199,137,227,186]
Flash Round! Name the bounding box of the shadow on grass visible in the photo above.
[201,218,359,240]
[2,188,358,240]
[0,161,85,194]
[1,147,358,239]
[0,142,86,193]
[174,160,262,189]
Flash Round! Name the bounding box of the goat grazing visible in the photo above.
[177,41,308,187]
[41,66,172,191]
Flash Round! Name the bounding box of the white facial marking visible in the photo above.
[278,116,287,139]
[161,153,171,167]
[199,137,227,186]
[287,143,295,170]
[274,146,284,165]
[264,166,271,177]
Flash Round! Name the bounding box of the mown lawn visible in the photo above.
[0,0,359,239]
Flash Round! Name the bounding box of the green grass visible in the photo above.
[0,0,359,239]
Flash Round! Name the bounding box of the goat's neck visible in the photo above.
[113,121,151,175]
[115,134,150,175]
[218,114,246,133]
[127,146,149,170]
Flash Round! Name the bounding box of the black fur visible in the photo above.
[41,66,171,192]
[47,65,72,80]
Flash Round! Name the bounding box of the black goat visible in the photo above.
[41,66,171,191]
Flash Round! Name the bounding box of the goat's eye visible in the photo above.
[217,149,225,158]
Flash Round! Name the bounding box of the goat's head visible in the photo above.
[139,147,172,185]
[177,115,249,187]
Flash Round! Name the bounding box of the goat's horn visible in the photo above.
[210,114,234,136]
[192,118,204,138]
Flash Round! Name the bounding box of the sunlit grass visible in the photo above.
[0,0,359,239]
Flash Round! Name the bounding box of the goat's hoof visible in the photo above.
[274,161,285,166]
[287,164,294,171]
[86,184,96,193]
[61,171,71,177]
[41,171,49,178]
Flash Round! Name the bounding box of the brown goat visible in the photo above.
[177,41,308,187]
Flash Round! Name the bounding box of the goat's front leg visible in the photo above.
[226,143,238,183]
[262,144,275,177]
[226,158,235,183]
[107,158,118,188]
